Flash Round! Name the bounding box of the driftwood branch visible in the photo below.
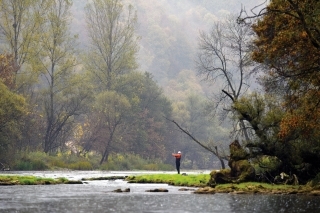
[165,117,228,169]
[170,119,214,153]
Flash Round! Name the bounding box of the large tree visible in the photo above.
[252,0,320,137]
[85,0,139,91]
[249,0,320,181]
[94,91,131,164]
[84,0,140,163]
[0,0,51,153]
[81,71,174,164]
[35,0,89,153]
[114,72,173,160]
[0,0,49,88]
[196,14,254,142]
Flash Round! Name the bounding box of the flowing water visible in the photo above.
[0,171,320,213]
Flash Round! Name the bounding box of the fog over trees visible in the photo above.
[3,0,320,184]
[7,0,314,175]
[71,1,262,81]
[69,2,265,147]
[69,0,266,168]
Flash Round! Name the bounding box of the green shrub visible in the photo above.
[99,163,113,170]
[31,160,48,170]
[13,158,48,171]
[118,160,130,170]
[49,159,67,168]
[68,161,93,170]
[13,161,33,170]
[28,152,49,161]
[253,155,282,175]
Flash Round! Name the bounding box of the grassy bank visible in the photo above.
[0,175,81,185]
[3,173,320,196]
[125,174,320,195]
[126,173,210,187]
[194,182,317,195]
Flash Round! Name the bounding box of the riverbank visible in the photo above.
[194,182,320,195]
[125,174,320,196]
[2,172,320,196]
[0,175,82,185]
[126,173,209,187]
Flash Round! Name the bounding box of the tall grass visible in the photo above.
[12,151,174,171]
[100,153,173,171]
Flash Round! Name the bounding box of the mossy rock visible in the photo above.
[194,187,215,194]
[229,140,249,160]
[208,169,233,186]
[209,160,255,186]
[229,159,255,182]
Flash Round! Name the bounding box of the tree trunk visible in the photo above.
[240,120,250,142]
[100,144,110,165]
[218,157,226,169]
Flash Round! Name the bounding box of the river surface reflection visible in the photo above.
[1,171,320,213]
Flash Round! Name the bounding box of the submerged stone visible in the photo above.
[194,187,215,194]
[113,188,130,192]
[178,188,195,191]
[145,188,169,192]
[64,180,83,184]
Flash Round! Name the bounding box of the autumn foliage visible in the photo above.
[252,0,320,142]
[246,0,320,181]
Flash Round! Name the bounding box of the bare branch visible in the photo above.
[222,89,234,102]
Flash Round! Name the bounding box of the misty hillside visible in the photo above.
[71,0,265,98]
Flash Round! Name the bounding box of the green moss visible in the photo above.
[211,181,305,193]
[126,174,210,187]
[20,178,35,185]
[125,173,317,195]
[0,175,71,185]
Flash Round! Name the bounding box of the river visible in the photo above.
[0,171,320,213]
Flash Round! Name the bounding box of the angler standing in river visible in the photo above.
[172,151,182,174]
